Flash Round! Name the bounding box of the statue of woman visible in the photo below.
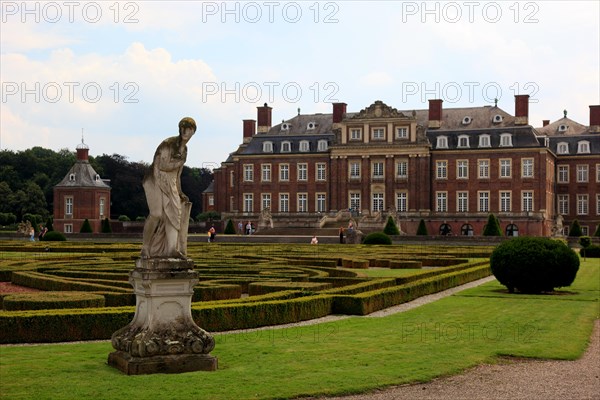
[141,117,196,258]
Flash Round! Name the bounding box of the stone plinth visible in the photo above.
[108,258,217,375]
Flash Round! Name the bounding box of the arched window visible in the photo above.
[478,134,491,148]
[505,224,519,237]
[281,141,291,152]
[299,140,310,152]
[317,140,328,151]
[262,141,273,153]
[439,223,452,236]
[500,133,513,147]
[458,135,470,148]
[577,141,590,154]
[557,142,569,154]
[461,224,474,236]
[436,136,448,149]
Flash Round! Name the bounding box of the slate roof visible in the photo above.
[55,159,110,188]
[547,134,600,155]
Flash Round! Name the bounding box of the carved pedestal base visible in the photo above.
[108,258,217,375]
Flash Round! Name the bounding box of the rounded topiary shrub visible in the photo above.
[490,237,580,293]
[41,231,67,241]
[363,232,392,245]
[580,245,600,258]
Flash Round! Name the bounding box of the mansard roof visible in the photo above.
[265,113,334,135]
[410,105,516,130]
[548,133,600,155]
[55,158,110,188]
[426,126,543,150]
[535,116,589,136]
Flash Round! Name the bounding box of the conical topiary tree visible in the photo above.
[416,219,428,235]
[80,218,93,233]
[483,213,502,236]
[101,218,112,233]
[594,224,600,237]
[45,216,54,232]
[569,219,583,237]
[224,219,236,234]
[383,216,400,235]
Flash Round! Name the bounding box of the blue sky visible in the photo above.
[1,0,599,168]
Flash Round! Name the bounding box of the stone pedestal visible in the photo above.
[108,258,217,375]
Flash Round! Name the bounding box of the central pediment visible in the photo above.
[348,100,409,120]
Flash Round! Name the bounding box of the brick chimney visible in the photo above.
[76,141,89,161]
[515,95,529,125]
[243,119,256,143]
[542,120,550,127]
[428,99,443,129]
[589,105,600,133]
[257,103,272,133]
[332,102,347,123]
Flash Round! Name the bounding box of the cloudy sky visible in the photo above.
[1,1,598,168]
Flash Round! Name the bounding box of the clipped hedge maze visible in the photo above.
[0,241,492,343]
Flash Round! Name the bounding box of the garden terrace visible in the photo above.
[0,241,493,343]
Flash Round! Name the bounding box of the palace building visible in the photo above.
[53,140,111,233]
[204,96,600,237]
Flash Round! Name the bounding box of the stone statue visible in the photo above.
[552,214,564,237]
[141,117,196,258]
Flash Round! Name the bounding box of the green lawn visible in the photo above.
[1,258,597,399]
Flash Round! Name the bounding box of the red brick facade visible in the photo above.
[207,97,600,236]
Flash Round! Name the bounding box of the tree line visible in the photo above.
[0,147,213,224]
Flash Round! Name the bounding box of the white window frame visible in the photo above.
[457,192,468,213]
[372,161,384,179]
[557,142,569,154]
[317,140,328,151]
[299,140,310,152]
[279,164,289,181]
[350,128,362,141]
[244,164,254,182]
[558,165,569,183]
[521,158,534,178]
[436,160,448,179]
[522,191,533,212]
[436,136,448,149]
[457,135,470,148]
[349,192,361,211]
[316,193,326,213]
[436,191,448,212]
[297,193,308,213]
[500,191,512,212]
[500,133,513,147]
[478,159,490,179]
[371,127,385,140]
[396,160,408,179]
[261,164,271,182]
[478,191,490,213]
[262,193,271,211]
[349,162,361,179]
[64,224,73,234]
[279,193,289,213]
[316,163,326,181]
[372,193,384,212]
[396,127,408,139]
[577,165,589,183]
[297,163,308,181]
[577,194,588,215]
[500,159,512,178]
[243,193,253,213]
[577,141,590,154]
[262,141,273,153]
[99,198,105,218]
[478,134,491,148]
[281,141,291,153]
[396,192,407,212]
[457,160,468,179]
[558,194,569,216]
[65,196,73,216]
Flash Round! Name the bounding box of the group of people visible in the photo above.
[237,221,255,235]
[28,224,48,242]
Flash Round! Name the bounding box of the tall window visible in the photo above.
[262,141,273,153]
[279,194,289,212]
[279,164,289,181]
[478,191,489,212]
[65,197,73,216]
[436,161,448,179]
[261,164,271,182]
[557,142,569,154]
[372,128,385,140]
[436,192,447,212]
[521,159,534,178]
[349,162,361,179]
[458,135,469,148]
[577,165,589,183]
[577,195,588,215]
[243,193,253,213]
[281,141,291,152]
[597,194,600,216]
[317,140,328,151]
[350,193,361,211]
[558,194,569,215]
[297,163,308,181]
[299,141,310,152]
[500,159,512,178]
[457,192,468,212]
[230,171,235,187]
[316,163,326,181]
[577,141,590,154]
[522,191,533,212]
[396,127,408,139]
[478,160,489,179]
[558,165,569,183]
[396,192,407,212]
[297,193,308,212]
[457,160,468,179]
[99,198,105,218]
[262,193,271,211]
[597,164,600,182]
[244,164,253,182]
[372,162,384,179]
[500,191,511,212]
[396,160,408,179]
[316,193,326,212]
[372,193,384,212]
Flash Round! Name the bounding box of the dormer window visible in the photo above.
[263,141,273,153]
[436,136,448,149]
[462,116,472,125]
[458,135,470,148]
[281,141,291,153]
[557,142,569,154]
[69,173,76,182]
[317,140,328,151]
[577,141,590,154]
[281,123,290,132]
[478,134,491,148]
[95,174,101,182]
[299,140,310,152]
[492,114,503,124]
[307,122,316,130]
[500,133,513,147]
[557,124,568,133]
